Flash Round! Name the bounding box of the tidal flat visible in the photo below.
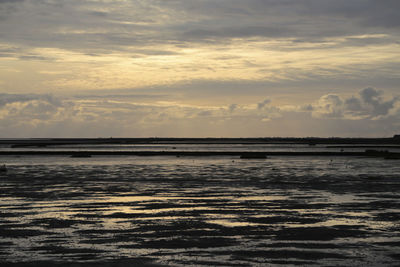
[0,155,400,266]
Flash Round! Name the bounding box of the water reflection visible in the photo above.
[0,155,399,266]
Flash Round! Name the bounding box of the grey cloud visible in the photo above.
[183,26,292,40]
[341,36,397,47]
[1,89,399,137]
[360,87,383,103]
[1,46,54,61]
[359,87,398,117]
[73,94,167,100]
[0,0,24,20]
[229,104,238,113]
[0,94,35,106]
[344,96,362,112]
[17,100,58,119]
[197,110,213,117]
[0,93,67,123]
[0,0,24,3]
[1,0,399,56]
[78,76,400,109]
[18,54,54,61]
[271,0,400,29]
[0,46,21,55]
[258,99,271,110]
[88,11,108,17]
[312,87,399,119]
[316,94,344,118]
[130,49,181,56]
[174,0,400,39]
[301,104,314,112]
[0,93,61,107]
[355,1,400,28]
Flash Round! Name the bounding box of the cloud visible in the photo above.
[312,94,344,118]
[1,1,399,137]
[1,0,399,96]
[0,0,24,2]
[1,0,399,55]
[228,104,238,113]
[174,0,400,42]
[358,87,399,117]
[257,99,271,110]
[0,88,399,137]
[183,26,292,40]
[0,93,60,107]
[0,93,283,137]
[0,94,70,124]
[312,87,399,120]
[0,0,24,21]
[196,110,213,117]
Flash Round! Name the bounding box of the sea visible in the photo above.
[1,143,400,266]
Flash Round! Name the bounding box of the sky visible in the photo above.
[0,0,399,137]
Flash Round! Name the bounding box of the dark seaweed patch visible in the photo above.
[0,258,164,267]
[374,241,400,247]
[375,212,400,221]
[104,212,139,218]
[220,249,350,260]
[0,241,13,247]
[269,260,315,265]
[30,245,105,255]
[0,228,53,238]
[274,226,367,241]
[79,237,133,245]
[0,212,37,217]
[247,216,323,224]
[75,228,138,235]
[388,254,400,260]
[261,242,346,249]
[120,237,237,249]
[168,259,247,266]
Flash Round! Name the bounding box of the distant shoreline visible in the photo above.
[0,136,400,147]
[0,150,399,159]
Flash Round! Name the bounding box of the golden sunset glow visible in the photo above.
[1,0,400,137]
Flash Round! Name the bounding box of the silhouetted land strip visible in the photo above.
[0,150,399,158]
[327,145,400,148]
[1,136,400,147]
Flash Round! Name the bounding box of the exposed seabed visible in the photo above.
[0,155,399,266]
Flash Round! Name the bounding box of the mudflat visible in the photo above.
[0,155,399,266]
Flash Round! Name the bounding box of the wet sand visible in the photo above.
[0,156,399,266]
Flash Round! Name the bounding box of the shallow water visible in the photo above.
[1,154,400,266]
[3,143,400,153]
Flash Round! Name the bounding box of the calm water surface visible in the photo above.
[0,149,400,266]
